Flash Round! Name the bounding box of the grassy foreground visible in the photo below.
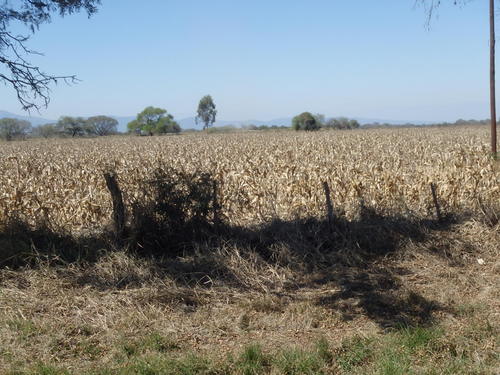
[1,213,498,374]
[6,325,496,375]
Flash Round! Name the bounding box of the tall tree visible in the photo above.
[86,115,118,136]
[0,118,32,141]
[127,107,180,135]
[57,116,87,137]
[291,112,320,131]
[33,123,58,138]
[418,0,497,156]
[196,95,217,130]
[0,0,101,111]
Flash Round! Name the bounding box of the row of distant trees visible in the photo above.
[0,96,219,140]
[0,96,218,140]
[243,124,289,131]
[2,109,492,141]
[362,118,492,128]
[0,115,119,141]
[292,112,361,131]
[291,114,494,131]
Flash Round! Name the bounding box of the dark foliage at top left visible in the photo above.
[0,0,101,110]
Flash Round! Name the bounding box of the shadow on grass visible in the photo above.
[315,267,443,328]
[0,167,474,328]
[0,218,108,268]
[223,207,453,328]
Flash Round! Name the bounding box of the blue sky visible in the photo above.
[0,0,492,122]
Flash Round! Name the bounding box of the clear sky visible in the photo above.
[0,0,493,122]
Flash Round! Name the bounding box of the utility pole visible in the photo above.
[490,0,498,156]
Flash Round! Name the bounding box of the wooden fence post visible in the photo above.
[322,181,335,226]
[104,172,125,242]
[430,183,442,222]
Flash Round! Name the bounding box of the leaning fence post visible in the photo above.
[212,180,221,226]
[430,183,443,222]
[104,172,125,242]
[322,180,335,226]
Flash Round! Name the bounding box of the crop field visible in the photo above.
[0,126,499,374]
[0,126,498,230]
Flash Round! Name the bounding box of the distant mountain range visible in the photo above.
[177,117,295,129]
[0,110,435,132]
[0,110,55,127]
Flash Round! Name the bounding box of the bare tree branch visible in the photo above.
[0,0,100,111]
[415,0,472,27]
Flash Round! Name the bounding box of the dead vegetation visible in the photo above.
[1,126,498,230]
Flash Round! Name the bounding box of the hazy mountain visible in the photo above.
[0,111,55,127]
[354,117,434,125]
[177,117,293,130]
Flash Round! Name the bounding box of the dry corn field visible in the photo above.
[0,126,498,231]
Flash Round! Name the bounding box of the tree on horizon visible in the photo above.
[196,95,217,130]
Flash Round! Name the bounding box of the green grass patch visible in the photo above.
[115,354,214,375]
[272,347,325,375]
[315,337,333,364]
[121,332,179,358]
[375,346,411,375]
[6,318,41,340]
[236,344,268,375]
[6,323,498,375]
[373,326,442,374]
[7,364,70,375]
[397,325,443,352]
[336,336,373,371]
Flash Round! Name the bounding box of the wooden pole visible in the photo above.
[104,172,125,242]
[490,0,497,156]
[430,183,443,222]
[322,181,335,226]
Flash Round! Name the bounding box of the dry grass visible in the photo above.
[0,126,499,373]
[0,217,498,373]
